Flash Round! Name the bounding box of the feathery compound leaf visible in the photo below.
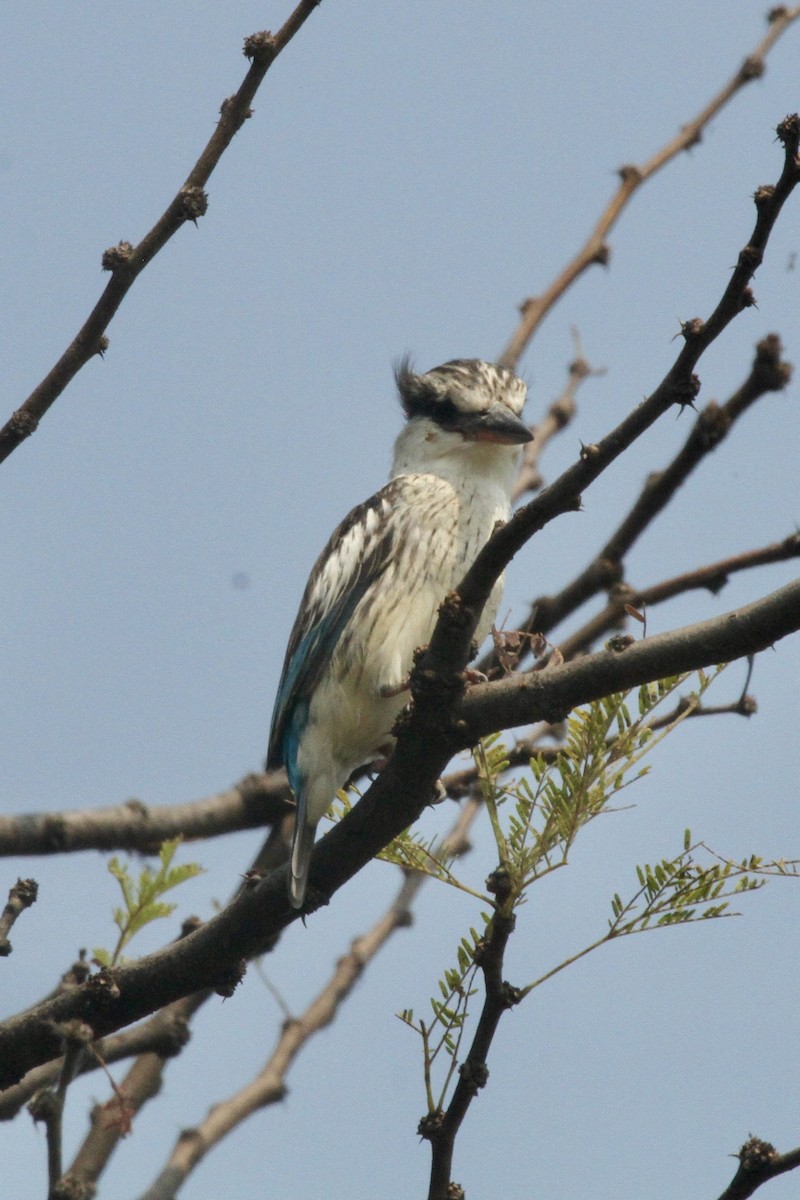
[94,837,204,967]
[474,671,722,903]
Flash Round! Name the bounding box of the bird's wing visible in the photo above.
[266,477,410,775]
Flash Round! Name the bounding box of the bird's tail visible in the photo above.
[289,818,317,909]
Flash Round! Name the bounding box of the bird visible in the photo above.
[267,358,531,908]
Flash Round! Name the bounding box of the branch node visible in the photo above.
[606,633,635,653]
[220,95,253,121]
[0,877,39,957]
[85,967,121,1004]
[753,183,776,210]
[485,865,513,904]
[696,401,731,450]
[776,112,800,155]
[243,30,278,65]
[738,244,763,273]
[213,957,247,998]
[101,241,134,273]
[753,332,792,391]
[417,1108,445,1141]
[767,7,789,23]
[679,316,704,341]
[738,1136,779,1170]
[617,163,643,185]
[179,185,208,225]
[679,122,702,151]
[673,373,701,410]
[501,981,523,1008]
[457,1058,489,1093]
[738,54,765,83]
[739,286,757,311]
[6,408,39,440]
[591,242,611,267]
[11,876,37,907]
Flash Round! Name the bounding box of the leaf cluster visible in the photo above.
[400,671,800,1112]
[93,838,204,968]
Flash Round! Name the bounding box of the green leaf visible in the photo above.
[100,838,204,966]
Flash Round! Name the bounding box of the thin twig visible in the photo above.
[557,531,800,660]
[511,330,604,503]
[0,878,38,957]
[497,6,800,369]
[424,873,518,1200]
[0,0,321,465]
[27,1020,93,1196]
[481,323,794,675]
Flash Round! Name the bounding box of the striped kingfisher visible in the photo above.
[267,358,530,907]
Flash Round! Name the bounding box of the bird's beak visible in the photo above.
[460,403,533,445]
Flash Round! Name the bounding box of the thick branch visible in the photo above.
[0,0,321,465]
[458,578,800,741]
[0,774,290,858]
[0,579,797,1090]
[0,999,195,1121]
[112,811,480,1199]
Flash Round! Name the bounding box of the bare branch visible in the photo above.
[136,887,416,1200]
[459,578,800,742]
[599,335,792,570]
[424,872,518,1200]
[484,334,794,676]
[27,1019,93,1195]
[558,532,800,660]
[497,7,800,369]
[0,878,38,957]
[64,1049,174,1195]
[716,1135,800,1200]
[0,576,797,1093]
[130,810,481,1200]
[511,331,604,503]
[0,0,321,465]
[0,773,290,859]
[0,999,195,1121]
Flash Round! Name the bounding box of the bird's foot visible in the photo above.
[463,668,488,686]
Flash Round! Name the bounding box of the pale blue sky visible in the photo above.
[2,4,799,1198]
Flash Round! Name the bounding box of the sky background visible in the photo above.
[2,3,799,1198]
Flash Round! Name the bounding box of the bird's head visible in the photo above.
[391,358,531,480]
